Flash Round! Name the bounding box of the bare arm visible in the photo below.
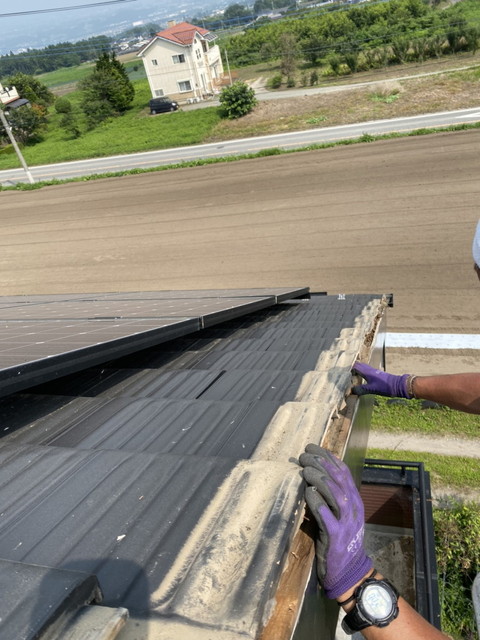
[352,363,480,415]
[337,571,450,640]
[412,373,480,414]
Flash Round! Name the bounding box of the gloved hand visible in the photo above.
[299,444,373,599]
[351,361,413,398]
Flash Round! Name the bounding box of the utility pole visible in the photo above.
[0,108,35,185]
[224,49,233,85]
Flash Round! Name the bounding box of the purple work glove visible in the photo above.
[299,444,373,599]
[351,361,412,398]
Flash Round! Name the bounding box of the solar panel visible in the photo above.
[0,288,309,397]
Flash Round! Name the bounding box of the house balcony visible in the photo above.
[206,44,222,69]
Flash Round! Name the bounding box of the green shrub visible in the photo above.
[54,97,72,114]
[326,53,342,75]
[219,81,257,119]
[434,499,480,640]
[267,73,283,89]
[286,76,295,88]
[0,145,15,156]
[344,51,359,73]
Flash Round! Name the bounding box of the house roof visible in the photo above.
[0,288,387,639]
[2,98,29,109]
[155,21,212,46]
[137,21,215,57]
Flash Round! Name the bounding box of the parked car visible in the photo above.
[149,97,179,114]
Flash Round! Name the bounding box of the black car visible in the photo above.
[149,97,179,114]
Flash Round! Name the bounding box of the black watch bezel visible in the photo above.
[341,578,399,635]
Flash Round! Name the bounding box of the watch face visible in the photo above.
[361,583,394,621]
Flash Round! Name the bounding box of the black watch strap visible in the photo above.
[340,578,399,635]
[342,607,372,634]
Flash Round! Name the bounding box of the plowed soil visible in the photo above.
[1,129,479,369]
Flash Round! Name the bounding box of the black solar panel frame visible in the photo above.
[0,289,309,398]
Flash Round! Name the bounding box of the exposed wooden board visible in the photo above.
[259,518,317,640]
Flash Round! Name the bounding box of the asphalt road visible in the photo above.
[1,129,479,337]
[1,107,480,185]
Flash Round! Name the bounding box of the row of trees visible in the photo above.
[0,53,135,145]
[192,0,294,30]
[220,0,480,70]
[0,36,112,77]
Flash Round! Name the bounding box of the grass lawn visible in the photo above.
[37,59,146,90]
[37,63,95,89]
[371,397,480,439]
[0,80,222,168]
[366,448,479,491]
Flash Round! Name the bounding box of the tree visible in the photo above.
[92,52,135,111]
[1,104,47,145]
[79,52,134,127]
[301,32,326,66]
[5,72,54,107]
[219,81,257,119]
[54,97,72,114]
[81,93,115,129]
[279,33,298,77]
[224,3,250,21]
[59,111,81,139]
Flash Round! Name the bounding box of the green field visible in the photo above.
[0,79,221,168]
[37,57,146,89]
[371,397,480,439]
[37,64,95,88]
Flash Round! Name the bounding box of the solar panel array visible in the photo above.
[0,288,308,397]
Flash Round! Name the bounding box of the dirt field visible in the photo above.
[1,129,479,376]
[209,71,480,140]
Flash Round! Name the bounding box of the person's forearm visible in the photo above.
[412,373,480,414]
[337,571,449,640]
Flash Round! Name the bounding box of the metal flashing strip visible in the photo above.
[386,333,480,349]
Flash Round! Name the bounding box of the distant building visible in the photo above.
[0,83,19,106]
[0,83,30,110]
[137,21,225,104]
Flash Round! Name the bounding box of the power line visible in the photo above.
[0,0,137,19]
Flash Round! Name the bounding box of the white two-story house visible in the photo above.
[138,21,225,104]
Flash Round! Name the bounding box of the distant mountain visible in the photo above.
[0,0,225,56]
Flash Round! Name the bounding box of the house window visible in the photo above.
[151,59,158,66]
[178,80,192,92]
[172,54,186,64]
[196,49,202,60]
[154,89,165,97]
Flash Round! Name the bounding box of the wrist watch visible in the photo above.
[341,577,399,635]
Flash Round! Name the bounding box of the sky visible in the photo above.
[0,0,221,54]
